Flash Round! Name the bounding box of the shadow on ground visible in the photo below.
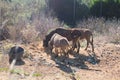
[44,48,100,73]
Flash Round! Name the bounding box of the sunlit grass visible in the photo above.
[0,68,8,72]
[33,73,42,77]
[0,54,2,58]
[10,69,29,76]
[80,41,87,48]
[10,69,42,77]
[75,75,81,80]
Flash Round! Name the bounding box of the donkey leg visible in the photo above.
[90,41,94,52]
[85,41,89,50]
[76,41,80,53]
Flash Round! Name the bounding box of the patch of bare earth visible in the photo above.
[0,39,120,80]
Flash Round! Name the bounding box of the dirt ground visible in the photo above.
[0,37,120,80]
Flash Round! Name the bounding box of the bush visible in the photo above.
[32,13,61,40]
[77,17,120,44]
[21,24,39,43]
[108,25,120,44]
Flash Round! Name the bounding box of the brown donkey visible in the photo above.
[73,28,94,52]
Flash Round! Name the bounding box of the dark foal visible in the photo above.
[9,46,24,64]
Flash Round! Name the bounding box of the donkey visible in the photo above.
[73,28,94,52]
[48,33,70,57]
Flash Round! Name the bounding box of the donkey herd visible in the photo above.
[7,27,95,66]
[43,27,94,57]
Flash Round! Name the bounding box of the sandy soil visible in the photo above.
[0,38,120,80]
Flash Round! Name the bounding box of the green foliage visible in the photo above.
[90,0,120,18]
[48,0,89,26]
[80,0,120,7]
[80,0,97,7]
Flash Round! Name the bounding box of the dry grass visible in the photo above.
[77,17,120,44]
[21,24,39,43]
[32,14,61,39]
[2,17,119,45]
